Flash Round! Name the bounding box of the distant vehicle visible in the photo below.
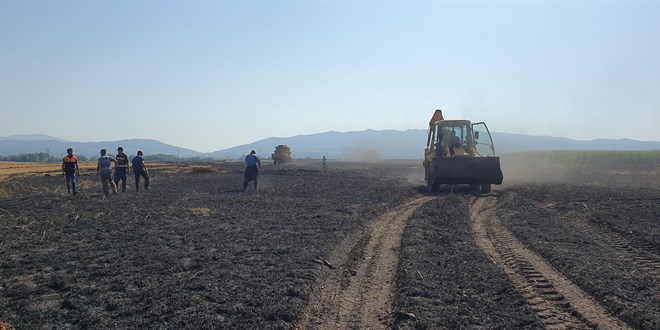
[271,145,292,165]
[423,109,503,193]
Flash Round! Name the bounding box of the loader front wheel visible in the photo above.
[481,184,491,194]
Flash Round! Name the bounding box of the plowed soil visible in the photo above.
[1,161,658,329]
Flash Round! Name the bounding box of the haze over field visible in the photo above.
[1,2,659,152]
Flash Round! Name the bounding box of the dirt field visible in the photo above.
[0,160,658,329]
[0,161,175,182]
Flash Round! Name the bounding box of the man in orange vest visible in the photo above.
[62,147,80,195]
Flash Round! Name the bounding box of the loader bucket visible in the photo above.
[432,157,503,185]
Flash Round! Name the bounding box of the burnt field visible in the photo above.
[0,160,658,329]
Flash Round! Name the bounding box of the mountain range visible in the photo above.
[0,135,197,159]
[1,131,659,160]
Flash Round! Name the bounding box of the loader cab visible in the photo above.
[432,120,475,158]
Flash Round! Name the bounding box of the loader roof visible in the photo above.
[435,119,471,127]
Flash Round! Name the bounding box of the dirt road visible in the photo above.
[299,193,639,329]
[297,196,433,329]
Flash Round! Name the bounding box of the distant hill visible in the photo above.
[492,132,660,153]
[0,134,69,143]
[207,129,424,160]
[2,131,659,160]
[208,129,660,160]
[0,137,196,158]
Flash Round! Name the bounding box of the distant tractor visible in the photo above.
[271,145,292,165]
[423,109,503,193]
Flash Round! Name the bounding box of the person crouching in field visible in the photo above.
[132,150,149,192]
[97,149,117,196]
[114,147,129,193]
[62,148,80,195]
[243,150,261,191]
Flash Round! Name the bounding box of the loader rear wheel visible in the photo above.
[481,184,491,194]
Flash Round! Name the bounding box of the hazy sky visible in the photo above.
[1,1,659,152]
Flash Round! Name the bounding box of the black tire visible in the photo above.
[481,184,491,194]
[431,180,440,193]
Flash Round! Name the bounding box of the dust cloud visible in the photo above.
[500,153,570,185]
[343,147,381,162]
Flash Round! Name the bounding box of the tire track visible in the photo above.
[570,222,660,277]
[297,196,433,330]
[558,211,660,278]
[471,197,630,330]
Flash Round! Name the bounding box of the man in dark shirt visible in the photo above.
[131,150,149,192]
[62,148,80,195]
[114,147,129,193]
[243,150,261,191]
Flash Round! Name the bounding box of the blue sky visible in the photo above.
[1,1,659,152]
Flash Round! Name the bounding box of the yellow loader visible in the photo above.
[423,109,503,193]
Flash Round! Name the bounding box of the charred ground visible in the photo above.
[0,162,417,328]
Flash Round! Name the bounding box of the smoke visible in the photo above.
[400,165,426,186]
[343,147,381,162]
[500,152,570,185]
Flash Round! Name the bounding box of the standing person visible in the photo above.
[450,129,461,156]
[114,147,129,193]
[243,150,261,191]
[131,150,149,192]
[96,149,117,196]
[322,156,327,172]
[62,148,80,195]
